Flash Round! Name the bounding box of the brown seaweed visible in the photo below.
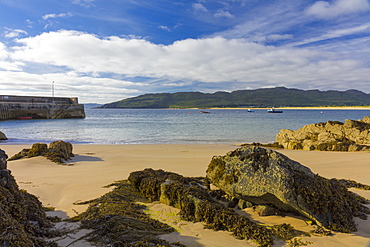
[71,180,176,246]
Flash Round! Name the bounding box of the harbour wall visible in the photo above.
[0,95,85,120]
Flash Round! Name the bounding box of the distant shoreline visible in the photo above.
[97,106,370,110]
[205,106,370,110]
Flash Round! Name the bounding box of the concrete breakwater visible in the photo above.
[0,95,85,120]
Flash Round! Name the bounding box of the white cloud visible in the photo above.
[42,12,72,20]
[290,23,370,47]
[25,19,34,28]
[306,0,370,19]
[214,10,235,18]
[71,0,95,7]
[0,70,142,103]
[192,3,208,12]
[227,0,249,7]
[6,30,370,98]
[158,25,171,32]
[0,42,24,71]
[4,28,28,38]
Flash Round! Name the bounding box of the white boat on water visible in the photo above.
[267,108,283,113]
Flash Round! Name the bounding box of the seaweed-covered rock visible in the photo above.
[206,146,370,233]
[0,131,7,140]
[275,117,370,151]
[8,140,73,164]
[45,140,73,163]
[129,169,274,247]
[0,149,59,246]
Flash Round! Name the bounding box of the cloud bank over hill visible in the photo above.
[0,0,369,103]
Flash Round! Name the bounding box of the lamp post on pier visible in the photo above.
[52,81,55,104]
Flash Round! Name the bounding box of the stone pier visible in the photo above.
[0,95,85,120]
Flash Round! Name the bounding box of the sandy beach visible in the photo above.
[1,144,370,247]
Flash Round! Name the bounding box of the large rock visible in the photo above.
[0,149,58,246]
[206,146,370,233]
[8,140,73,164]
[275,117,370,151]
[0,131,7,140]
[128,169,274,246]
[46,140,74,163]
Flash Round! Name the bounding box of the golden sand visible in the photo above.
[2,144,369,247]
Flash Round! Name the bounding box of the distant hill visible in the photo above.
[98,87,370,108]
[84,103,102,109]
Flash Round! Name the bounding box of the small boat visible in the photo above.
[16,116,33,120]
[267,108,283,113]
[247,109,255,112]
[200,111,210,114]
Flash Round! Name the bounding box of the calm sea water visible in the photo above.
[1,108,369,145]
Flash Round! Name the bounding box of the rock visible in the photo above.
[206,146,370,233]
[128,168,274,246]
[0,149,7,169]
[27,143,48,157]
[8,140,73,164]
[45,140,74,163]
[0,131,7,140]
[0,149,59,246]
[253,205,282,216]
[275,117,370,151]
[238,199,253,209]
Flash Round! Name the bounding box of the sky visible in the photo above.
[0,0,370,104]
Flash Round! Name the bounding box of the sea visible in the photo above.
[1,108,370,145]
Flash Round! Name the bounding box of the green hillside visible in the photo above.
[98,87,370,108]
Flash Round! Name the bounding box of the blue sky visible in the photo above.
[1,0,370,103]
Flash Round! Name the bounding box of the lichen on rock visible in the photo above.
[206,145,370,233]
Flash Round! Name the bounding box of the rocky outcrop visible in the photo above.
[0,131,7,140]
[0,149,59,246]
[128,169,274,246]
[275,116,370,151]
[206,146,370,233]
[8,140,74,163]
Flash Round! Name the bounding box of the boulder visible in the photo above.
[45,140,74,163]
[0,131,7,140]
[8,140,73,164]
[128,168,274,246]
[206,146,370,233]
[275,117,370,151]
